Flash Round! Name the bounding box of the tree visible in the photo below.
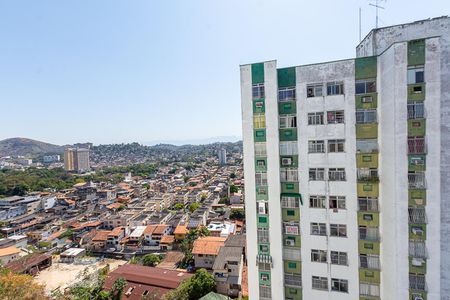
[142,254,161,267]
[0,268,49,300]
[174,203,184,210]
[188,202,200,213]
[163,269,214,300]
[230,172,236,179]
[230,209,245,221]
[229,184,238,194]
[111,278,127,300]
[180,228,209,268]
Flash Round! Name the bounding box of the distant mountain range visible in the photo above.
[0,138,65,157]
[144,136,241,146]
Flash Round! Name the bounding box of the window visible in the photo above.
[309,168,325,181]
[258,201,268,215]
[407,66,424,84]
[256,159,266,167]
[357,168,378,181]
[308,112,324,125]
[330,224,347,237]
[408,137,425,154]
[331,251,348,265]
[359,226,379,241]
[281,196,300,208]
[360,283,380,297]
[356,109,377,124]
[331,278,348,293]
[255,142,267,157]
[358,197,379,212]
[328,168,346,181]
[279,87,296,101]
[256,186,267,196]
[328,139,345,153]
[258,262,271,271]
[311,249,327,263]
[255,172,268,186]
[327,81,344,95]
[308,140,325,153]
[355,79,376,94]
[280,168,298,182]
[284,222,300,235]
[327,110,344,124]
[252,83,265,99]
[329,196,346,210]
[310,222,327,236]
[253,114,266,129]
[259,285,271,298]
[260,272,270,281]
[312,276,328,290]
[279,115,297,128]
[307,84,323,97]
[310,195,326,208]
[356,139,378,153]
[257,228,269,243]
[360,254,380,269]
[280,141,298,155]
[408,102,424,119]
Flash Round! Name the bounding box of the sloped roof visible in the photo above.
[192,236,226,256]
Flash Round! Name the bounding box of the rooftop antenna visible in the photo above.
[359,7,362,42]
[369,0,385,28]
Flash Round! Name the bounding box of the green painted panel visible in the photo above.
[357,182,379,197]
[278,101,297,114]
[252,63,264,84]
[257,215,269,228]
[409,189,427,206]
[284,287,302,300]
[409,154,426,172]
[281,182,299,193]
[408,119,426,136]
[284,235,301,247]
[279,128,298,141]
[408,39,426,66]
[284,260,301,273]
[253,99,265,114]
[356,93,378,109]
[258,243,270,254]
[277,67,296,88]
[359,269,380,284]
[358,240,380,255]
[259,271,271,285]
[356,124,378,139]
[355,56,377,80]
[282,208,300,222]
[409,257,427,274]
[280,155,299,168]
[254,129,266,142]
[358,212,380,227]
[409,224,426,240]
[356,153,379,168]
[408,83,426,101]
[255,157,267,172]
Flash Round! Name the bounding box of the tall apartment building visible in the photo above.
[218,148,227,165]
[64,148,90,172]
[240,17,450,300]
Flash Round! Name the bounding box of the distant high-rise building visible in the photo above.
[64,148,90,172]
[43,155,60,163]
[218,148,227,165]
[241,17,450,300]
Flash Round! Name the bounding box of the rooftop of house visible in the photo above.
[174,225,188,235]
[0,246,20,257]
[92,230,112,242]
[192,236,226,256]
[212,246,243,270]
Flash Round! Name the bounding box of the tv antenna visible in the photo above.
[369,0,385,28]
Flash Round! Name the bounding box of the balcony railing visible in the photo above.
[409,274,426,291]
[408,173,426,189]
[357,169,379,182]
[283,248,301,261]
[408,138,426,154]
[284,273,302,288]
[359,227,380,241]
[408,207,427,223]
[409,241,427,258]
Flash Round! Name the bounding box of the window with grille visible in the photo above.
[254,142,267,157]
[331,278,348,293]
[280,141,298,155]
[358,197,379,212]
[252,83,265,99]
[281,196,300,208]
[308,140,325,153]
[360,283,380,297]
[259,285,271,298]
[359,226,379,241]
[309,195,326,208]
[328,139,345,152]
[279,115,297,128]
[311,249,327,263]
[280,168,298,182]
[257,228,269,244]
[327,110,345,124]
[309,168,325,180]
[408,137,425,154]
[356,109,377,123]
[253,114,266,129]
[307,84,323,97]
[356,139,378,153]
[328,168,346,181]
[308,112,325,125]
[330,224,347,237]
[279,87,296,101]
[329,196,346,210]
[255,172,268,186]
[331,251,348,265]
[310,222,327,236]
[408,102,424,119]
[327,81,344,95]
[359,254,380,269]
[312,276,328,290]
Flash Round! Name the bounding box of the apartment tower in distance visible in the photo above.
[240,17,450,300]
[218,148,227,165]
[64,147,90,173]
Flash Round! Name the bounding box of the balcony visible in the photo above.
[408,173,426,189]
[284,273,302,288]
[408,207,427,223]
[408,137,426,154]
[409,274,426,291]
[409,241,427,259]
[357,169,379,182]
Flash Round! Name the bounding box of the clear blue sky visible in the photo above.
[0,0,449,145]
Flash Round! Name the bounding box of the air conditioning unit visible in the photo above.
[412,227,424,236]
[258,203,266,215]
[255,102,263,108]
[412,294,424,300]
[285,239,295,246]
[361,96,373,103]
[282,158,292,166]
[412,258,424,267]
